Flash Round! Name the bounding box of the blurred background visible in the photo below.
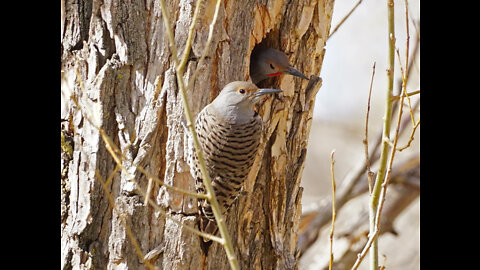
[299,0,420,269]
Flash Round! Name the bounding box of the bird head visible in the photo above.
[211,81,282,123]
[250,47,309,84]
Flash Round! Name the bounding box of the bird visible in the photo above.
[187,81,282,240]
[249,47,309,85]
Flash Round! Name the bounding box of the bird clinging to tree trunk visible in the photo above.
[187,81,282,241]
[249,47,309,85]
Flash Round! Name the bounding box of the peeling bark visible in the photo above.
[61,0,334,269]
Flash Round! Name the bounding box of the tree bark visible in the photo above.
[61,0,334,269]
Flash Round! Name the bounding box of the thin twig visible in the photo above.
[329,150,337,270]
[178,0,204,73]
[391,89,419,101]
[404,0,410,79]
[397,119,420,151]
[363,62,376,194]
[144,176,154,206]
[351,226,380,270]
[393,0,420,151]
[186,0,223,91]
[395,48,416,125]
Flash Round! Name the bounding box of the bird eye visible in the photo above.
[270,63,275,69]
[239,89,246,94]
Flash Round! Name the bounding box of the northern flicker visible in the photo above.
[187,81,282,239]
[249,47,309,85]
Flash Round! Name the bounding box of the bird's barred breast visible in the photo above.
[193,106,262,219]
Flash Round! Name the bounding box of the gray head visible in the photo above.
[210,81,282,123]
[249,47,309,84]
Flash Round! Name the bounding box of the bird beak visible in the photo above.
[255,88,283,96]
[285,66,309,80]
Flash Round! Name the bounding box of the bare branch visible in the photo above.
[391,89,419,101]
[363,62,376,193]
[186,0,223,92]
[397,119,420,151]
[178,0,204,73]
[329,150,337,270]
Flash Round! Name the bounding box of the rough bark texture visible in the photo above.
[61,0,334,269]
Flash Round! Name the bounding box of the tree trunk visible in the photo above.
[61,0,334,269]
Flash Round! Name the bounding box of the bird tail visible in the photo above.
[200,216,219,242]
[204,220,218,241]
[198,216,217,256]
